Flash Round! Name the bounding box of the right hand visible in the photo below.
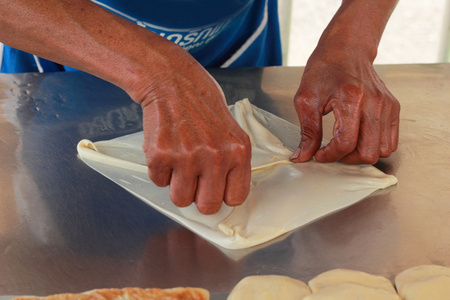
[0,0,251,215]
[134,42,252,215]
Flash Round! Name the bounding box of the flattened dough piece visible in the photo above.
[395,265,450,299]
[308,269,396,293]
[77,99,398,250]
[303,283,401,300]
[227,275,311,300]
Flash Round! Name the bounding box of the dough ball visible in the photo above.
[227,275,311,300]
[400,276,450,300]
[303,282,401,300]
[308,269,396,293]
[395,265,450,299]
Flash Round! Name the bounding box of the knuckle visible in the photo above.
[144,143,173,164]
[369,109,383,123]
[342,83,364,99]
[294,93,308,107]
[203,136,251,167]
[359,152,379,165]
[199,146,223,167]
[335,139,357,154]
[232,139,252,162]
[145,148,173,187]
[147,169,169,187]
[294,91,318,112]
[392,99,401,115]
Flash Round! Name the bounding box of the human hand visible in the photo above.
[291,52,400,165]
[137,44,251,215]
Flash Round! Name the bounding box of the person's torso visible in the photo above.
[92,0,262,66]
[0,0,281,73]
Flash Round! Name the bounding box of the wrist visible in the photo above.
[313,0,398,64]
[112,34,191,105]
[314,27,378,64]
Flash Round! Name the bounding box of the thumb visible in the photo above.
[291,94,323,162]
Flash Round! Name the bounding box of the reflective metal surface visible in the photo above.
[1,65,449,298]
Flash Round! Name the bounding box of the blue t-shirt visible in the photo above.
[0,0,281,73]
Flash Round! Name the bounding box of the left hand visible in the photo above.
[291,50,400,165]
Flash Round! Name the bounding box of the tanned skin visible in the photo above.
[0,0,400,214]
[291,0,400,165]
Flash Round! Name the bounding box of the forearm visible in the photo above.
[315,0,399,62]
[1,0,253,213]
[0,0,176,102]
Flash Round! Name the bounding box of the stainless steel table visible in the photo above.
[1,65,449,299]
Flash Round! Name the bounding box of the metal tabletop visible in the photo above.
[0,65,449,298]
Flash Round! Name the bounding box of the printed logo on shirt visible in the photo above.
[137,20,231,52]
[91,0,232,53]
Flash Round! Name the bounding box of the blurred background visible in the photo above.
[1,1,449,67]
[279,0,450,66]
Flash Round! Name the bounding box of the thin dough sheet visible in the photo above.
[77,99,397,250]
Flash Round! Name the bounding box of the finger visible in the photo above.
[315,86,363,163]
[340,114,381,164]
[169,169,198,208]
[292,92,323,162]
[195,169,227,215]
[315,105,360,163]
[223,163,251,207]
[148,165,172,187]
[143,140,173,187]
[379,105,393,158]
[390,103,400,152]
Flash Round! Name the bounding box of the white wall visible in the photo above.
[283,0,450,66]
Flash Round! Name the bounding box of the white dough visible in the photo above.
[227,275,311,300]
[77,99,398,250]
[303,283,401,300]
[395,265,450,299]
[308,269,396,293]
[400,275,450,300]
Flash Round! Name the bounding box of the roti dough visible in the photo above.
[399,276,450,300]
[395,265,450,299]
[77,99,398,250]
[303,282,400,300]
[227,275,311,300]
[308,269,396,293]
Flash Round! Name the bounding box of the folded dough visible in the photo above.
[227,275,311,300]
[77,99,398,250]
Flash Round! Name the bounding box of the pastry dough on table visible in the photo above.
[308,269,397,293]
[306,269,399,299]
[304,282,400,300]
[395,265,450,300]
[227,275,311,300]
[77,99,398,250]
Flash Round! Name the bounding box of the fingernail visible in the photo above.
[291,147,301,160]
